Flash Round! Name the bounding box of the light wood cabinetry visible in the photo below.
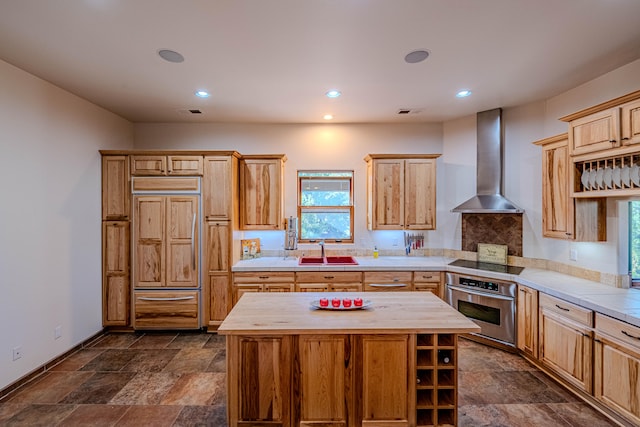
[517,285,538,359]
[568,108,620,156]
[594,313,640,426]
[102,221,129,326]
[204,221,230,330]
[203,155,238,220]
[232,272,295,304]
[239,155,285,230]
[538,293,593,393]
[413,271,443,298]
[102,156,130,220]
[365,154,440,230]
[621,98,640,146]
[534,134,606,241]
[295,271,363,292]
[130,155,203,176]
[133,290,199,329]
[364,271,413,291]
[132,195,199,288]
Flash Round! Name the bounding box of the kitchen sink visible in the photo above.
[298,256,358,265]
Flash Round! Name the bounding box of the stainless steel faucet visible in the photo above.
[319,241,325,258]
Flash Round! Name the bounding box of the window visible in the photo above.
[630,201,640,287]
[297,171,354,243]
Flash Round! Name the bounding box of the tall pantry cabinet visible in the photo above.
[100,151,239,331]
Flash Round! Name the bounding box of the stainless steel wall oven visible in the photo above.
[445,272,516,348]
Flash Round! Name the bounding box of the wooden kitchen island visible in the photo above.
[218,292,479,427]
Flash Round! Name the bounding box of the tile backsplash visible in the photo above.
[462,213,523,257]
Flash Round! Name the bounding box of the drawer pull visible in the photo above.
[622,330,640,341]
[370,283,408,288]
[555,304,570,312]
[258,276,269,279]
[138,296,195,302]
[324,276,335,279]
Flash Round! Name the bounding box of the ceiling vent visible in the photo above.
[188,109,202,114]
[397,109,411,114]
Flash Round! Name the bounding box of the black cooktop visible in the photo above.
[448,259,525,275]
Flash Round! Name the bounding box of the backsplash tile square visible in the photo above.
[462,213,523,257]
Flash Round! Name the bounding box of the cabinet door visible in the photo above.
[296,283,329,292]
[541,138,574,239]
[133,196,165,287]
[371,159,404,229]
[203,155,234,220]
[131,155,167,176]
[539,308,592,392]
[517,285,538,358]
[166,196,199,288]
[358,335,411,426]
[621,98,640,146]
[297,335,351,426]
[240,158,283,230]
[405,158,436,230]
[102,156,130,220]
[204,221,229,272]
[102,221,130,326]
[206,273,230,328]
[228,336,292,426]
[264,283,294,292]
[168,155,203,175]
[234,284,263,304]
[569,108,620,156]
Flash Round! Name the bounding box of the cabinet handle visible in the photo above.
[609,139,617,143]
[191,213,197,270]
[369,283,408,288]
[555,304,570,312]
[259,276,269,279]
[622,137,630,141]
[324,276,335,279]
[622,330,640,341]
[138,296,195,301]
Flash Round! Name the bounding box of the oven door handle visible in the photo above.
[447,285,514,301]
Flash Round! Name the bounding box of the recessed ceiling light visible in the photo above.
[158,49,184,63]
[456,89,472,98]
[404,49,430,64]
[195,90,211,98]
[325,90,341,98]
[323,114,334,120]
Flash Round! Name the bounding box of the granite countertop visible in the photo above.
[233,256,640,328]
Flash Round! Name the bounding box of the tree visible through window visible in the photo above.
[298,171,353,243]
[630,201,640,286]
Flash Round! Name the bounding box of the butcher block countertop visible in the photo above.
[218,291,480,335]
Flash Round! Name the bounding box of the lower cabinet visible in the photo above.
[364,271,413,292]
[594,313,640,425]
[517,285,538,359]
[102,221,130,326]
[413,272,443,298]
[295,271,363,292]
[538,293,593,393]
[227,332,458,426]
[232,272,295,304]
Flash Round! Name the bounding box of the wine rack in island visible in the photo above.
[416,333,457,427]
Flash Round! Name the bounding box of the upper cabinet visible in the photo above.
[239,155,285,230]
[567,108,620,157]
[203,154,238,221]
[533,134,605,241]
[130,155,203,176]
[365,154,440,230]
[102,155,130,220]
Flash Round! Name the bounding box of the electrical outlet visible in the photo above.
[12,346,22,361]
[54,326,62,340]
[570,249,578,261]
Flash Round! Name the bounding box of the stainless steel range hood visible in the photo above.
[451,108,524,213]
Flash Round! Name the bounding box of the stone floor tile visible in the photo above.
[50,349,104,372]
[120,349,180,372]
[115,405,181,427]
[60,372,136,405]
[547,402,618,426]
[90,333,142,349]
[8,371,94,404]
[80,349,140,372]
[166,333,211,349]
[0,402,29,422]
[3,403,76,426]
[206,349,226,372]
[110,372,180,405]
[172,405,228,427]
[203,333,226,350]
[160,372,225,406]
[57,404,129,426]
[162,348,218,373]
[129,333,179,349]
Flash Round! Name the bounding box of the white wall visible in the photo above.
[0,59,133,390]
[134,123,444,252]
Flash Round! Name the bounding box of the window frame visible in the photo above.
[297,170,354,244]
[629,201,640,288]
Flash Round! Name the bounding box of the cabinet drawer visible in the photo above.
[134,290,199,329]
[413,271,441,283]
[539,293,593,327]
[234,272,295,284]
[596,313,640,351]
[296,271,363,283]
[364,271,412,283]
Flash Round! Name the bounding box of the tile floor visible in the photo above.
[0,332,617,426]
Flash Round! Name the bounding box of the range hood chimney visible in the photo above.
[451,108,524,213]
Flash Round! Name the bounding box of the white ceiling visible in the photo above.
[1,0,640,124]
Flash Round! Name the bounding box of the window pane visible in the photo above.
[301,178,351,206]
[631,201,640,280]
[301,209,351,240]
